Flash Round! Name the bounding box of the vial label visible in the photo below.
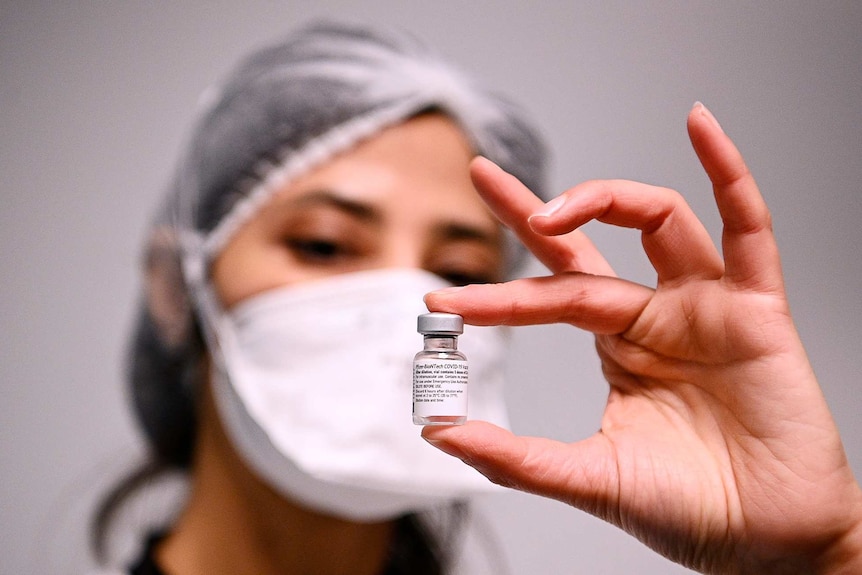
[412,358,468,416]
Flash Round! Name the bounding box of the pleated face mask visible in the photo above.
[197,268,510,521]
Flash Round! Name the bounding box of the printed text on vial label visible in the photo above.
[413,359,467,415]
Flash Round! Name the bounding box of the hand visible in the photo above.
[422,103,862,574]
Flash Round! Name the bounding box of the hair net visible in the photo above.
[131,20,550,467]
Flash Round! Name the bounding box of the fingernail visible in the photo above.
[692,101,724,134]
[428,286,466,296]
[532,194,566,219]
[472,155,497,169]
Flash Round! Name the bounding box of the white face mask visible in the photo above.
[196,268,510,522]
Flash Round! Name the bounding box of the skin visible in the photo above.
[156,113,505,575]
[422,103,862,574]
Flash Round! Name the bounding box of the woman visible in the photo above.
[95,19,862,575]
[94,21,547,575]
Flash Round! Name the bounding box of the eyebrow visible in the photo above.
[434,221,499,246]
[287,189,383,224]
[285,188,500,245]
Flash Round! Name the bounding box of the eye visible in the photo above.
[437,269,496,287]
[429,243,502,287]
[287,237,351,263]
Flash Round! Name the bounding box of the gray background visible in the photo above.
[2,2,860,573]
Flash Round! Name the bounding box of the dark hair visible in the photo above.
[90,305,203,561]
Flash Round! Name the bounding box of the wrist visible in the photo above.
[744,487,862,575]
[817,508,862,575]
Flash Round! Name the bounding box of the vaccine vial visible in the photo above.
[413,312,468,425]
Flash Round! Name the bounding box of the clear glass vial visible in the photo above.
[413,312,468,425]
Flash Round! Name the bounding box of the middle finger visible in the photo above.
[529,179,724,284]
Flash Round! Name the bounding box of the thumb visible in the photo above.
[422,421,620,517]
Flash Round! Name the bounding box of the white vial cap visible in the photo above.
[417,312,463,335]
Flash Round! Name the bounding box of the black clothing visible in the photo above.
[126,515,445,575]
[129,533,166,575]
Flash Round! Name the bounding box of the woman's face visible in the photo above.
[213,114,505,308]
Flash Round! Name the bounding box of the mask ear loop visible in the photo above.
[179,230,232,383]
[178,230,297,510]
